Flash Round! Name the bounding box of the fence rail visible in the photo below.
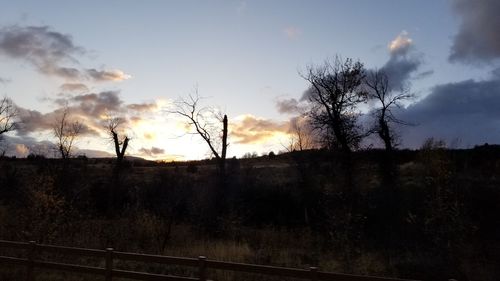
[0,240,419,281]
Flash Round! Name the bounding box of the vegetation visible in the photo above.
[1,144,499,280]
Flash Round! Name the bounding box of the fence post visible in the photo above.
[198,256,207,281]
[105,248,114,281]
[26,241,36,281]
[309,266,318,281]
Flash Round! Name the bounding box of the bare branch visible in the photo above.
[175,90,224,160]
[0,97,18,136]
[105,115,130,163]
[300,56,367,152]
[53,107,82,159]
[365,69,415,151]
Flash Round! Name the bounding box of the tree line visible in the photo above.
[0,55,413,163]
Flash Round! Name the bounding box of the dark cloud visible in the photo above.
[396,77,500,147]
[138,146,165,156]
[16,91,157,138]
[492,67,500,78]
[379,32,422,90]
[16,106,100,137]
[380,55,421,90]
[0,25,83,79]
[0,25,131,82]
[16,91,123,136]
[70,91,123,116]
[275,98,305,114]
[365,32,424,91]
[415,70,434,80]
[449,0,500,63]
[16,107,55,135]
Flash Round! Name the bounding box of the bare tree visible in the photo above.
[301,56,368,153]
[104,116,130,215]
[107,116,130,166]
[175,92,228,174]
[285,116,316,152]
[0,97,17,137]
[53,108,82,159]
[365,69,413,151]
[175,91,229,224]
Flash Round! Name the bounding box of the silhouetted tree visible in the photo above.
[285,116,317,152]
[53,107,82,159]
[175,91,229,227]
[301,56,367,153]
[365,69,413,151]
[175,91,228,175]
[0,97,17,137]
[103,116,131,215]
[107,117,130,166]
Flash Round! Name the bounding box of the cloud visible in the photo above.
[395,76,500,147]
[0,135,113,158]
[16,107,56,135]
[0,25,83,79]
[16,106,101,137]
[138,146,165,156]
[127,103,158,112]
[14,143,29,157]
[69,91,123,116]
[0,25,131,82]
[231,115,289,144]
[75,149,114,158]
[388,31,413,56]
[60,83,89,92]
[492,67,500,78]
[16,91,158,138]
[0,135,56,157]
[0,76,11,84]
[48,66,81,79]
[284,26,302,40]
[379,31,423,90]
[275,98,306,114]
[449,0,500,63]
[86,68,131,82]
[414,70,434,80]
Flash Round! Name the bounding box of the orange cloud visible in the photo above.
[388,31,413,55]
[231,115,289,144]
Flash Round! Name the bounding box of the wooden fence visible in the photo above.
[0,240,419,281]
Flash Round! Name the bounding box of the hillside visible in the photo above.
[0,146,499,280]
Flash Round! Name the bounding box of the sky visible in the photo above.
[0,0,499,160]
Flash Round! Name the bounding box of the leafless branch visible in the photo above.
[53,107,82,159]
[0,97,17,136]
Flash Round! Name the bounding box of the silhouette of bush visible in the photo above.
[187,162,198,173]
